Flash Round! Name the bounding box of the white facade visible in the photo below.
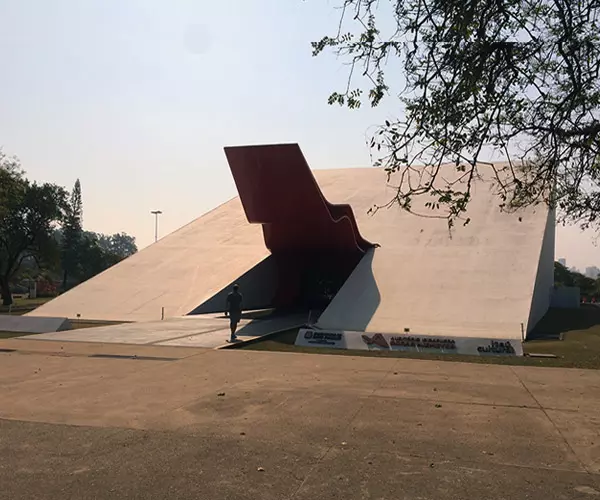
[316,168,553,340]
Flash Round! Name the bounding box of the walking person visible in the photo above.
[225,284,243,342]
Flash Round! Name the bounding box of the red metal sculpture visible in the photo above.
[224,143,373,255]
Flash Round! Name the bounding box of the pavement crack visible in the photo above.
[369,392,579,412]
[509,366,592,475]
[285,362,396,499]
[147,326,227,345]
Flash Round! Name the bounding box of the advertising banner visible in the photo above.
[296,329,522,356]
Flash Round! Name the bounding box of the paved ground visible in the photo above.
[1,338,599,499]
[26,313,305,349]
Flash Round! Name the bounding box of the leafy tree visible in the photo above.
[574,273,596,298]
[96,232,137,259]
[554,261,575,287]
[555,261,599,298]
[0,153,67,305]
[78,233,118,282]
[76,231,137,283]
[61,179,83,290]
[314,1,600,228]
[0,149,24,223]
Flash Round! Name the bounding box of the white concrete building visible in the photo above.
[30,155,554,342]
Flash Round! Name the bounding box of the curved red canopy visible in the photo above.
[224,143,373,255]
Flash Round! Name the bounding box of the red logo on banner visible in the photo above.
[361,333,389,348]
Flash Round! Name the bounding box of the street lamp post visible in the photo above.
[151,210,162,243]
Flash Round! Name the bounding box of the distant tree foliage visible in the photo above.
[61,179,84,290]
[554,261,600,299]
[1,149,139,299]
[96,232,138,260]
[314,0,600,229]
[0,149,23,223]
[77,232,120,282]
[76,231,138,283]
[0,150,67,305]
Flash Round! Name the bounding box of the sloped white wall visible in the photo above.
[526,208,556,336]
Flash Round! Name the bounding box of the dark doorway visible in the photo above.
[188,250,363,317]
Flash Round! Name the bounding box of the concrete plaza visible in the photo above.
[0,338,599,499]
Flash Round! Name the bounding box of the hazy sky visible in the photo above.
[0,0,597,270]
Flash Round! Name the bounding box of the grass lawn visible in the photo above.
[237,306,600,370]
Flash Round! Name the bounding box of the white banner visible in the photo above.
[296,329,522,356]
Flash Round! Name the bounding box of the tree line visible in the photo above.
[0,149,137,306]
[554,261,600,300]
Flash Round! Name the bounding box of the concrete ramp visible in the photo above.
[0,315,71,334]
[28,313,306,349]
[28,197,269,322]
